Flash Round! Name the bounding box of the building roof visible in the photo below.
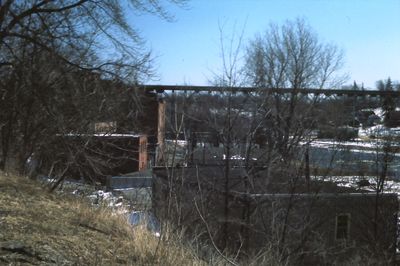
[152,166,365,195]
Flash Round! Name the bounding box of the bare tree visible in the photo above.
[158,18,349,262]
[0,0,185,178]
[244,18,346,158]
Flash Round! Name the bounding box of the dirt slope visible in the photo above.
[0,172,204,265]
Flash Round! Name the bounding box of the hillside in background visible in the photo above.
[0,172,205,265]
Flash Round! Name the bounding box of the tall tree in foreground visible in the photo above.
[0,0,185,175]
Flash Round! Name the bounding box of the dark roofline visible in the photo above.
[58,133,146,138]
[232,191,398,198]
[140,85,400,97]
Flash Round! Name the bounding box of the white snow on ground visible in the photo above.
[359,125,400,138]
[311,136,400,149]
[58,178,160,235]
[86,190,129,214]
[166,139,188,147]
[310,140,380,149]
[374,107,385,119]
[304,129,399,156]
[307,138,400,157]
[39,176,144,215]
[314,175,400,195]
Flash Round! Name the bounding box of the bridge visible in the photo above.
[141,85,400,97]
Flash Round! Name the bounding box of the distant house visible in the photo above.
[357,109,382,127]
[41,133,148,184]
[152,166,398,264]
[93,91,166,166]
[38,86,166,183]
[90,90,166,167]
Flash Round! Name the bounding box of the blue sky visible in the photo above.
[129,0,400,88]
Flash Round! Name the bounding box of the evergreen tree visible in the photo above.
[381,77,396,127]
[352,81,359,90]
[385,77,393,91]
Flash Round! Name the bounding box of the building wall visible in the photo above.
[42,134,148,184]
[138,135,148,171]
[152,168,398,263]
[133,92,165,167]
[248,193,398,264]
[156,100,166,165]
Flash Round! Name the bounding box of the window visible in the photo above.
[335,213,350,240]
[94,121,116,133]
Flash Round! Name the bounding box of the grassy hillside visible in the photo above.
[0,172,206,265]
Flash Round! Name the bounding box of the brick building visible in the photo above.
[152,166,398,264]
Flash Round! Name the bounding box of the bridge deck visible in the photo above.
[141,85,400,97]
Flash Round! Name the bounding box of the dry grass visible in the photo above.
[0,171,207,265]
